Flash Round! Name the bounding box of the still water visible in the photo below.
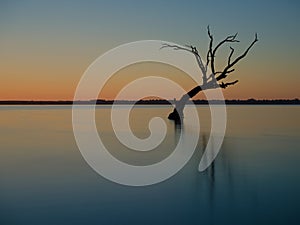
[0,105,299,225]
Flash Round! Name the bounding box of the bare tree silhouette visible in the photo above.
[161,26,258,122]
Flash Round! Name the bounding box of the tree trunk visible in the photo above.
[168,85,202,122]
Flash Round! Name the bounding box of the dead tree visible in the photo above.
[161,26,258,122]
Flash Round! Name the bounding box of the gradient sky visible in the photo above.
[0,0,299,100]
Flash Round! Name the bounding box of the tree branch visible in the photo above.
[161,43,207,83]
[160,44,193,53]
[207,26,240,81]
[216,33,258,81]
[206,26,214,74]
[228,47,234,65]
[219,80,239,89]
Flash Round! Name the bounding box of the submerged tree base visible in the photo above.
[168,108,182,122]
[168,85,202,123]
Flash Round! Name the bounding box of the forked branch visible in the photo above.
[216,33,258,82]
[206,26,239,77]
[161,43,207,83]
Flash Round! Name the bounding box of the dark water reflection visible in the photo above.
[0,105,299,225]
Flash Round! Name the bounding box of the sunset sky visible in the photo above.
[1,0,299,100]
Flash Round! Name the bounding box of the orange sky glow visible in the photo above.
[1,1,299,100]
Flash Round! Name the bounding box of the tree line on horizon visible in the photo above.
[0,98,299,105]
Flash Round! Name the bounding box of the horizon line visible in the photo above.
[0,98,299,105]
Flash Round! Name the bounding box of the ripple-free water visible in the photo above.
[0,105,299,225]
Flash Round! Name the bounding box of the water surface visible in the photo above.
[0,105,299,225]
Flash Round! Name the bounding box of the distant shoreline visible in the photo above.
[0,99,299,105]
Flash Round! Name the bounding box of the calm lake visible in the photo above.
[0,105,299,225]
